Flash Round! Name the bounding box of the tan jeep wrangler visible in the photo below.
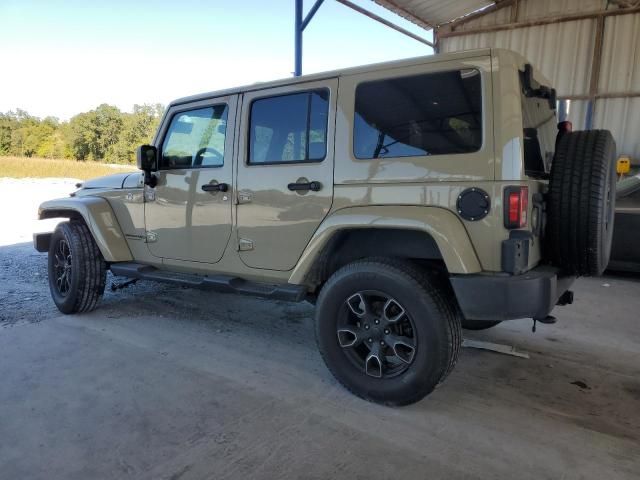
[35,49,616,405]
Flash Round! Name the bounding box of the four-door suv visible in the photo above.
[35,49,616,405]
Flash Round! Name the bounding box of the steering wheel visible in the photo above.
[193,147,223,166]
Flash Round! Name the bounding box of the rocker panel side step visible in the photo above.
[110,262,307,302]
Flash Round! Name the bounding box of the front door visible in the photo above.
[145,96,236,263]
[236,79,337,271]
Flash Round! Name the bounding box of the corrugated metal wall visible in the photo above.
[439,0,640,159]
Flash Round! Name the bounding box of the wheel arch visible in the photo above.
[38,196,133,262]
[289,205,482,287]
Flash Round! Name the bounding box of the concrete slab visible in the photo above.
[0,179,638,479]
[1,244,639,479]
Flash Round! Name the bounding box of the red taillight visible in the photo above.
[504,186,529,229]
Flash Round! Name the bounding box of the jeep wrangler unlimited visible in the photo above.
[35,49,616,405]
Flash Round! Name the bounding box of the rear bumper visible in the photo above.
[450,266,575,321]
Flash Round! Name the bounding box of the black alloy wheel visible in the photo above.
[47,221,106,314]
[337,291,417,378]
[315,258,461,406]
[52,238,72,296]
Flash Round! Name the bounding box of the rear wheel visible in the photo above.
[547,130,617,276]
[315,258,461,406]
[48,221,106,314]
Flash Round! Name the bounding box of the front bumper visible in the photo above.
[450,266,575,321]
[33,232,52,253]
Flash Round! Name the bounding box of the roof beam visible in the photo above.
[301,0,326,31]
[588,14,605,99]
[561,92,640,100]
[443,0,516,29]
[510,0,519,22]
[336,0,434,47]
[438,5,640,38]
[608,0,640,7]
[371,0,434,30]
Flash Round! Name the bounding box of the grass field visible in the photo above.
[0,156,136,180]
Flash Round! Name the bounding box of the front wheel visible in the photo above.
[48,221,106,314]
[315,258,461,406]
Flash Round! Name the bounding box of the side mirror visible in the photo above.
[137,144,157,171]
[136,145,158,187]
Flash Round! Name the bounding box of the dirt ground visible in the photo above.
[1,179,639,480]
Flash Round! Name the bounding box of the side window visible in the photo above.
[161,105,228,169]
[353,69,482,159]
[249,89,329,165]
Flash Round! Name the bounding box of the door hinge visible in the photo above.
[238,190,252,204]
[144,188,156,202]
[238,238,254,251]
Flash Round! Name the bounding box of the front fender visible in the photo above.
[289,205,481,284]
[38,196,133,262]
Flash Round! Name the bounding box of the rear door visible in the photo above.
[235,79,337,271]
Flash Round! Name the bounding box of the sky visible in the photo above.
[0,0,434,120]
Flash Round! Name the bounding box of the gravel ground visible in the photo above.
[0,178,639,480]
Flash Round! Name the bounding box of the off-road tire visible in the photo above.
[547,130,616,276]
[461,320,502,331]
[48,221,106,314]
[315,258,461,406]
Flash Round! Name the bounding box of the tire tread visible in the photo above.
[547,130,616,276]
[315,257,461,406]
[48,221,106,314]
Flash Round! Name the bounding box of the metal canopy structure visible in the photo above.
[430,0,640,159]
[372,0,497,28]
[293,0,434,76]
[294,0,640,159]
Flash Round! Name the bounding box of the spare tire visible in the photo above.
[546,130,616,276]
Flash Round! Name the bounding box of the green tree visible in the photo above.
[68,104,124,161]
[0,113,17,155]
[1,103,164,163]
[108,104,164,163]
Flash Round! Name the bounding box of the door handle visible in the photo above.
[287,181,322,192]
[202,182,229,192]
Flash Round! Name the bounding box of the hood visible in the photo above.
[80,172,140,190]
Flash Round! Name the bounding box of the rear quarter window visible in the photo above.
[353,69,482,159]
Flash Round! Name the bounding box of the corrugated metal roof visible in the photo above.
[374,0,640,158]
[372,0,496,28]
[597,97,640,158]
[440,19,596,97]
[452,0,606,29]
[597,11,640,158]
[599,12,640,94]
[433,0,640,159]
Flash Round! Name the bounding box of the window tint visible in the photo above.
[161,105,228,169]
[249,90,329,164]
[354,69,482,159]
